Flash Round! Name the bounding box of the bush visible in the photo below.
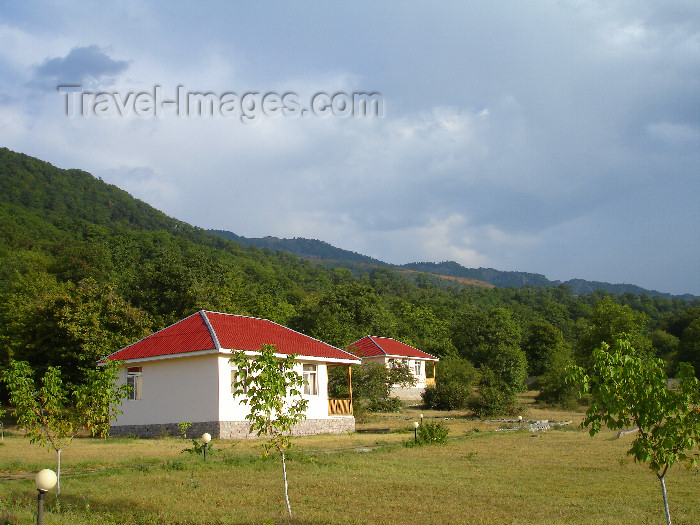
[422,356,479,410]
[406,421,449,446]
[422,383,472,410]
[363,396,403,413]
[468,386,514,417]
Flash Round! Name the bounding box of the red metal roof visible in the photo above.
[104,311,359,362]
[348,336,439,360]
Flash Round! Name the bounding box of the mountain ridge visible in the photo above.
[208,231,697,300]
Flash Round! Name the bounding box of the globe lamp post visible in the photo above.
[202,432,211,460]
[35,469,57,525]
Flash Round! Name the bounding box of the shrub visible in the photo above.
[363,396,403,413]
[422,384,471,410]
[422,356,479,410]
[406,421,449,446]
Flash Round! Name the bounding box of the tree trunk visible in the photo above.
[56,448,62,495]
[281,449,292,518]
[657,472,671,525]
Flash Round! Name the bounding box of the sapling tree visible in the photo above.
[230,344,308,519]
[1,359,129,493]
[567,335,700,525]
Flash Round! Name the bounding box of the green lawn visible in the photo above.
[1,402,698,524]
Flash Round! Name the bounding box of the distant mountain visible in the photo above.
[403,262,553,288]
[210,230,697,300]
[208,231,389,266]
[404,262,697,300]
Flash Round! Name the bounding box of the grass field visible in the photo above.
[1,395,698,524]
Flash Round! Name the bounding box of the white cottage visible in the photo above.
[348,336,439,401]
[102,310,359,438]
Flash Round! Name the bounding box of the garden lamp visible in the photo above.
[35,469,57,525]
[413,421,419,443]
[202,432,211,460]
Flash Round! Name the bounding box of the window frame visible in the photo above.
[126,366,142,400]
[302,363,318,396]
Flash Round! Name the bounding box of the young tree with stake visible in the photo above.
[230,344,308,519]
[567,334,700,525]
[1,359,129,493]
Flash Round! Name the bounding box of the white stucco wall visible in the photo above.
[218,356,332,420]
[112,354,220,427]
[113,352,344,429]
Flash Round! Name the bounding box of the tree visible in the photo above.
[0,274,152,385]
[567,335,700,525]
[291,283,395,348]
[230,344,308,519]
[453,307,526,415]
[452,307,521,367]
[576,296,651,363]
[1,359,129,493]
[535,345,577,408]
[523,321,570,376]
[422,356,479,410]
[676,317,700,378]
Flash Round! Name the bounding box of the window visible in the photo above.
[126,366,142,400]
[414,361,422,377]
[303,364,318,396]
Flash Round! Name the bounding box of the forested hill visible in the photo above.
[1,147,699,394]
[209,231,389,267]
[0,147,231,249]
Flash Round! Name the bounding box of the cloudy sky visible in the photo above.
[1,1,698,295]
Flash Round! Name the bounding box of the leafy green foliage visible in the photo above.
[567,335,700,524]
[181,438,214,457]
[576,297,652,363]
[230,344,308,518]
[178,422,193,439]
[523,321,570,376]
[405,421,449,446]
[291,282,395,348]
[1,146,699,421]
[422,356,479,410]
[330,361,414,413]
[676,317,700,377]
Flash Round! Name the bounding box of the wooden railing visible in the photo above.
[425,378,436,387]
[328,398,353,416]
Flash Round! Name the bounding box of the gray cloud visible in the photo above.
[30,45,129,90]
[0,1,698,295]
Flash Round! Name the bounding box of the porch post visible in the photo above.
[347,365,353,414]
[433,362,436,381]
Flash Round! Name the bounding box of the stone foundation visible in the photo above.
[110,417,355,439]
[391,386,425,402]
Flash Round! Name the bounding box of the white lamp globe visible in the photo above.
[413,422,420,429]
[201,432,212,444]
[35,469,57,492]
